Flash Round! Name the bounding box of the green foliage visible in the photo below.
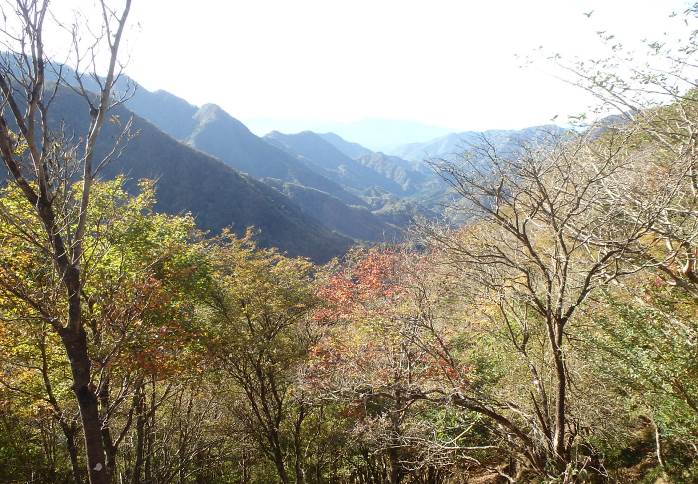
[590,283,698,466]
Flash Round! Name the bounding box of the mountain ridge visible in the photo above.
[391,125,567,162]
[1,86,353,262]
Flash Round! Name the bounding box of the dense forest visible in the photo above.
[2,1,698,483]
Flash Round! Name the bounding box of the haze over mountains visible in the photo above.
[393,125,568,162]
[123,82,567,257]
[245,117,456,152]
[1,68,564,262]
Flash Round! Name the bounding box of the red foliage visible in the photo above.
[314,250,403,324]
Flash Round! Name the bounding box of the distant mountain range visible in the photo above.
[318,132,373,159]
[390,125,567,162]
[245,117,455,152]
[1,64,568,262]
[123,86,428,244]
[265,131,408,196]
[129,91,360,203]
[186,105,364,207]
[120,84,570,258]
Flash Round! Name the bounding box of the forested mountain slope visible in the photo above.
[264,130,409,196]
[1,88,352,262]
[123,85,415,239]
[265,179,403,242]
[184,105,365,206]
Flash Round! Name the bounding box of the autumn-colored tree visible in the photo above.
[0,179,213,483]
[308,248,497,483]
[199,235,322,483]
[547,5,698,300]
[0,1,132,482]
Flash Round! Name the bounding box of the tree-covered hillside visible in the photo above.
[2,2,698,484]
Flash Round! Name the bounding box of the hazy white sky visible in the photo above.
[64,0,695,133]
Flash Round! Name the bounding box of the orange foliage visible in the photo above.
[314,250,403,324]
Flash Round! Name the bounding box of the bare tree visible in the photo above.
[0,1,131,483]
[546,5,698,300]
[418,128,658,478]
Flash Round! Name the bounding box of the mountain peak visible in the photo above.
[195,103,228,120]
[318,132,373,160]
[192,103,251,136]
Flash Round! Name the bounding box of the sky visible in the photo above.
[51,0,694,142]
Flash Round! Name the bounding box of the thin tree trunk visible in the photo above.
[293,407,306,484]
[40,330,85,484]
[652,417,665,468]
[144,380,156,484]
[241,450,250,484]
[271,444,289,484]
[388,446,401,484]
[62,422,84,484]
[551,320,567,469]
[132,386,145,484]
[99,375,118,483]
